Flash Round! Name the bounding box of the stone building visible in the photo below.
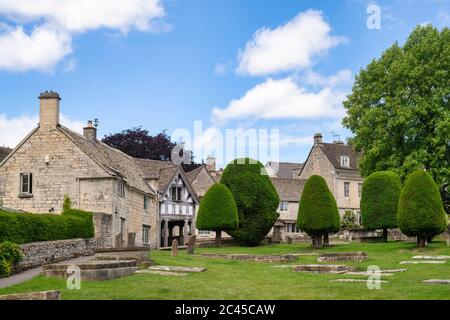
[298,133,363,222]
[0,91,198,249]
[0,147,11,163]
[265,161,304,179]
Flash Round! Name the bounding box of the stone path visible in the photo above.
[422,279,450,285]
[331,279,389,283]
[0,255,94,289]
[135,270,188,277]
[400,260,446,264]
[147,266,206,273]
[412,255,450,260]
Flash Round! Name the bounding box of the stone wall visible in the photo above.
[12,238,96,273]
[94,212,113,248]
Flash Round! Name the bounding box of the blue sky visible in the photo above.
[0,0,449,168]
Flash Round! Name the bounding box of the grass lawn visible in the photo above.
[0,241,449,300]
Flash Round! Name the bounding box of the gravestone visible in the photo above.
[172,239,178,257]
[187,235,196,255]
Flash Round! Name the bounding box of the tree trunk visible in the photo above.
[417,236,427,248]
[427,236,434,243]
[313,234,323,249]
[215,230,222,247]
[382,229,388,242]
[323,233,329,246]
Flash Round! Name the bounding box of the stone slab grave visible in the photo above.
[400,261,446,264]
[331,279,389,283]
[201,253,297,263]
[293,264,356,274]
[0,290,61,300]
[136,265,206,277]
[95,246,152,268]
[317,252,368,262]
[42,260,138,281]
[344,271,394,276]
[412,255,450,260]
[422,279,450,285]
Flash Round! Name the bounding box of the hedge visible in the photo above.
[0,209,95,244]
[0,241,22,278]
[398,170,447,247]
[220,158,279,246]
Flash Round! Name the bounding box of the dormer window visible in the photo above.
[340,156,350,168]
[171,186,182,202]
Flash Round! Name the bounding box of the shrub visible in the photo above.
[398,170,447,247]
[341,210,357,230]
[0,209,94,244]
[297,175,340,248]
[361,171,402,242]
[62,194,72,213]
[0,241,22,278]
[220,158,279,246]
[196,184,238,246]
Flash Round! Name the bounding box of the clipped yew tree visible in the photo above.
[361,171,402,242]
[398,170,447,247]
[297,175,340,248]
[220,158,279,246]
[196,183,238,246]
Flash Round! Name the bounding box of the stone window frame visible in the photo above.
[117,179,126,198]
[340,155,350,168]
[358,183,363,198]
[144,195,149,211]
[171,186,182,202]
[142,225,150,244]
[19,172,33,196]
[279,201,289,212]
[344,181,350,198]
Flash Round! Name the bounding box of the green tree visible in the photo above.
[297,175,340,248]
[196,183,238,246]
[343,25,450,185]
[361,171,402,242]
[220,158,279,246]
[62,194,72,213]
[398,170,447,247]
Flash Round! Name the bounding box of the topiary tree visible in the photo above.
[62,194,72,213]
[398,170,447,247]
[220,158,279,246]
[361,171,402,242]
[196,183,238,246]
[297,175,340,248]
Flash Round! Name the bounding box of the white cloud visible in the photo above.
[0,113,84,147]
[301,69,353,88]
[437,10,450,27]
[0,0,166,72]
[237,10,346,76]
[212,76,347,124]
[0,24,72,72]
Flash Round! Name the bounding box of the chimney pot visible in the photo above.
[83,120,97,142]
[39,90,60,128]
[206,156,216,172]
[313,133,323,145]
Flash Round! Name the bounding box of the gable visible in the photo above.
[161,173,197,204]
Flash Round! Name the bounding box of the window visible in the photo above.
[279,202,289,212]
[358,183,363,198]
[120,218,126,236]
[20,173,32,195]
[286,223,300,233]
[117,180,125,197]
[142,225,150,244]
[171,186,182,202]
[199,230,211,236]
[144,195,149,210]
[340,156,350,168]
[344,182,350,198]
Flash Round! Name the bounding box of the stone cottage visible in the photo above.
[298,133,364,222]
[0,91,199,249]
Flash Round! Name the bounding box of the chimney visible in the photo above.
[206,156,216,172]
[83,120,97,142]
[39,91,60,128]
[313,133,323,145]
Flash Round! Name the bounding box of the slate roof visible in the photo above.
[0,147,12,163]
[59,125,157,195]
[271,178,306,202]
[320,143,360,171]
[185,165,205,183]
[267,161,304,179]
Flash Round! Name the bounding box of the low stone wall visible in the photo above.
[0,290,61,300]
[12,238,96,274]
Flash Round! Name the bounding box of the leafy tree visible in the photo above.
[220,158,279,246]
[398,170,447,247]
[440,183,450,215]
[62,194,72,213]
[196,184,238,246]
[102,127,201,170]
[343,25,450,185]
[297,175,340,248]
[341,210,357,230]
[361,171,402,242]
